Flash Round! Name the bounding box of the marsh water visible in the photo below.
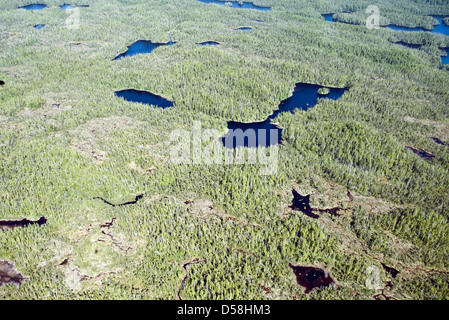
[113,39,174,60]
[115,89,173,109]
[196,0,270,11]
[221,83,347,148]
[18,4,47,10]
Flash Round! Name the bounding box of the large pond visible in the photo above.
[115,89,173,109]
[18,4,47,10]
[221,83,347,148]
[196,0,270,11]
[113,39,175,60]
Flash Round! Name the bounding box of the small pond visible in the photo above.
[113,39,175,60]
[234,27,252,31]
[322,14,334,22]
[115,89,173,109]
[441,47,449,65]
[34,24,45,30]
[221,83,347,148]
[198,41,220,46]
[196,0,270,11]
[18,4,47,10]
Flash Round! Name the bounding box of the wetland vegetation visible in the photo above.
[1,0,449,300]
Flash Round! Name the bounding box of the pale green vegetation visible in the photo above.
[0,0,448,299]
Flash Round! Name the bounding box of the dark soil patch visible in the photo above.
[288,263,335,293]
[0,216,47,230]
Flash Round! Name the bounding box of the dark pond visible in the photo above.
[115,89,173,109]
[289,263,335,293]
[290,189,319,219]
[381,263,399,278]
[0,80,5,86]
[196,0,270,11]
[0,260,26,287]
[0,216,47,230]
[113,39,175,60]
[198,41,220,46]
[406,145,434,161]
[221,83,347,148]
[430,137,446,145]
[33,24,45,30]
[18,4,47,10]
[441,47,449,65]
[235,27,252,31]
[393,41,421,49]
[253,19,264,22]
[94,194,144,207]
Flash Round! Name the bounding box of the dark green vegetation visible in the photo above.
[0,0,448,299]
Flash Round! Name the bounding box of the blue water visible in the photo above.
[113,39,174,60]
[197,0,270,11]
[235,27,252,31]
[385,15,449,35]
[431,16,449,36]
[322,14,334,22]
[199,41,220,46]
[60,4,77,10]
[34,24,45,30]
[441,48,449,65]
[222,83,347,148]
[115,89,173,109]
[18,4,47,10]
